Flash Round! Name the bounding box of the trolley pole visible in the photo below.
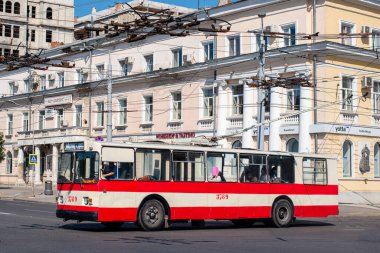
[257,13,266,151]
[107,49,113,142]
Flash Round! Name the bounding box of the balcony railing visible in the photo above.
[283,113,299,125]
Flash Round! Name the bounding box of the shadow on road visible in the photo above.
[59,219,334,233]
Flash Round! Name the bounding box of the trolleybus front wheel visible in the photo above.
[271,199,294,228]
[138,199,165,231]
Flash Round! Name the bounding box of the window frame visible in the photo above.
[96,102,104,127]
[172,48,183,68]
[232,85,244,115]
[171,92,182,121]
[302,157,328,185]
[228,35,241,57]
[118,99,127,125]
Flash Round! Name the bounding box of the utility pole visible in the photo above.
[107,49,113,142]
[257,13,266,151]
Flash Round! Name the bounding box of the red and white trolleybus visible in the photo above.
[56,141,338,231]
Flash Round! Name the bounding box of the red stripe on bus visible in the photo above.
[57,205,338,221]
[57,182,338,195]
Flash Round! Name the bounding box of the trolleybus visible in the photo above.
[56,141,338,231]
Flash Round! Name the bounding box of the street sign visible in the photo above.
[29,154,38,165]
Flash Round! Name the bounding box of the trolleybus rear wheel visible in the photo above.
[138,199,165,231]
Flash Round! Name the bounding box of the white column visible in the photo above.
[242,82,254,148]
[269,87,282,151]
[52,144,59,185]
[17,147,24,185]
[299,86,312,153]
[34,146,42,185]
[217,82,228,147]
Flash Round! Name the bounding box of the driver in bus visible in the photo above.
[102,162,117,180]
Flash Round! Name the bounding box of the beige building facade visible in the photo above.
[0,0,380,204]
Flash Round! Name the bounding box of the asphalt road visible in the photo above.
[1,200,380,253]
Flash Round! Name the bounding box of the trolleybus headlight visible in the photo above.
[83,197,89,205]
[88,198,93,205]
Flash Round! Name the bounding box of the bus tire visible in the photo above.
[138,199,165,231]
[101,222,124,229]
[231,219,255,227]
[272,199,294,228]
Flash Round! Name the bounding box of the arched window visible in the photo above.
[6,151,12,174]
[375,143,380,178]
[0,1,4,12]
[343,140,353,177]
[46,7,52,19]
[14,2,20,14]
[286,138,299,153]
[232,140,242,149]
[5,0,11,13]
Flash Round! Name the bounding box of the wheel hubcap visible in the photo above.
[145,206,160,224]
[278,207,288,221]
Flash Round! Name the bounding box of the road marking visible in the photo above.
[0,212,15,215]
[24,209,55,214]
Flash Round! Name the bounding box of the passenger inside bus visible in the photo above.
[102,162,117,179]
[209,166,226,182]
[259,166,269,182]
[101,162,134,180]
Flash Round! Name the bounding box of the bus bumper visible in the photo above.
[56,210,98,222]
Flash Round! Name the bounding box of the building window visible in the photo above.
[4,24,11,37]
[39,111,45,130]
[22,112,29,131]
[75,105,82,127]
[342,76,353,111]
[171,92,182,120]
[373,81,380,114]
[203,88,214,117]
[228,35,240,56]
[286,138,299,153]
[6,152,12,174]
[14,2,20,14]
[56,109,64,128]
[232,85,243,115]
[24,79,31,93]
[40,75,46,91]
[343,140,353,177]
[30,30,35,42]
[58,72,64,87]
[119,60,128,76]
[302,158,327,185]
[96,102,104,127]
[0,0,3,12]
[31,6,36,18]
[341,22,354,46]
[5,1,11,13]
[144,96,153,122]
[282,24,296,47]
[77,69,87,84]
[172,48,183,67]
[4,48,10,56]
[96,64,105,80]
[9,81,15,96]
[7,114,13,135]
[372,29,380,50]
[287,86,300,111]
[375,143,380,178]
[255,30,268,52]
[203,41,214,61]
[13,26,20,38]
[46,7,52,19]
[12,49,19,57]
[0,25,2,36]
[118,99,127,125]
[145,54,153,72]
[46,30,52,43]
[232,140,242,149]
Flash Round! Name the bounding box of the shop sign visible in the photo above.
[64,142,85,151]
[45,94,72,106]
[156,132,195,139]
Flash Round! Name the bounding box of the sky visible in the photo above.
[74,0,220,17]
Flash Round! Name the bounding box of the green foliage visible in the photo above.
[0,133,5,163]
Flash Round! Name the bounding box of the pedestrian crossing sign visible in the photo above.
[29,154,38,165]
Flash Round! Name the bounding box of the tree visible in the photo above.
[0,133,5,163]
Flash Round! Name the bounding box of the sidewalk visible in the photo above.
[1,184,380,217]
[0,185,56,204]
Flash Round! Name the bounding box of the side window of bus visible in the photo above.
[239,154,266,183]
[101,162,134,180]
[267,155,295,183]
[303,158,327,185]
[207,152,238,182]
[172,151,205,182]
[136,149,171,181]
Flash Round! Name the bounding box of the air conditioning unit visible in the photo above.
[61,120,69,127]
[125,57,134,64]
[362,76,372,88]
[45,109,55,119]
[362,26,370,34]
[48,74,55,80]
